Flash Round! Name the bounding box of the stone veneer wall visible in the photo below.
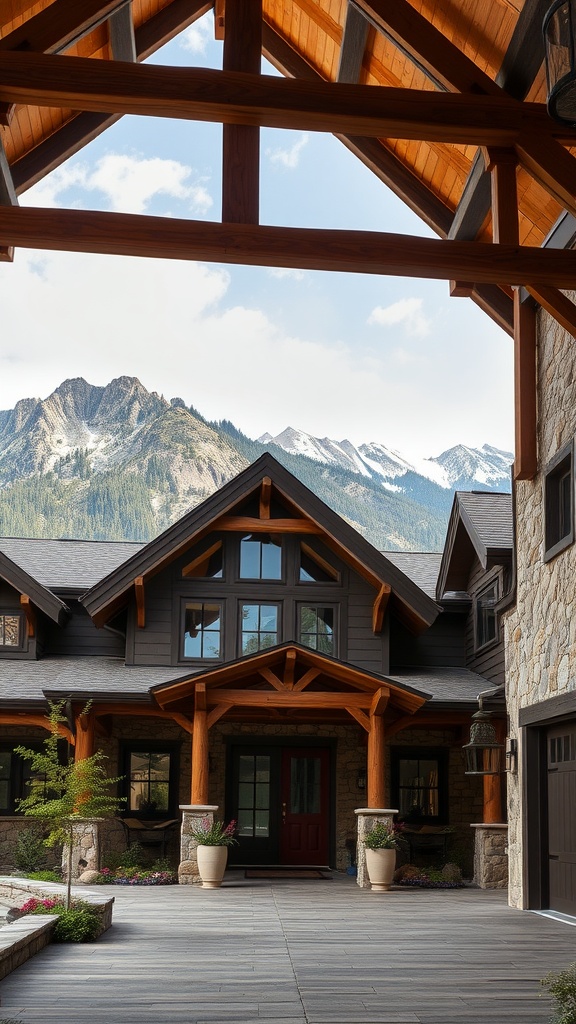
[503,301,576,909]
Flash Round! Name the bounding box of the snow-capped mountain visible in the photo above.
[258,427,513,494]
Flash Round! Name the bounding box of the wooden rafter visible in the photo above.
[258,667,286,691]
[134,575,145,628]
[338,3,369,84]
[19,594,36,638]
[346,707,370,731]
[292,668,321,692]
[3,206,576,286]
[108,4,137,63]
[182,540,222,577]
[207,703,232,728]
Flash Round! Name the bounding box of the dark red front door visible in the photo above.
[279,747,330,865]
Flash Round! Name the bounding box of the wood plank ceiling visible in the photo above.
[0,0,574,478]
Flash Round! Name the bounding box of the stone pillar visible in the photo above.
[178,805,218,885]
[355,808,398,889]
[472,823,508,889]
[61,818,103,882]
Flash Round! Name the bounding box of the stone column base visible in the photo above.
[472,823,508,889]
[62,818,104,881]
[355,808,398,889]
[178,805,218,885]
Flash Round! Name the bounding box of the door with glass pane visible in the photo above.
[228,744,331,865]
[279,747,330,865]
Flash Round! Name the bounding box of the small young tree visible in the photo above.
[15,701,124,908]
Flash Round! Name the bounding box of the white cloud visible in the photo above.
[24,154,213,216]
[266,134,309,169]
[368,297,431,338]
[179,19,212,55]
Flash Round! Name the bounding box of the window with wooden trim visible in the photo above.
[474,579,499,651]
[544,440,574,562]
[183,602,222,660]
[0,742,63,815]
[0,614,21,649]
[298,605,336,655]
[240,603,279,656]
[391,747,448,824]
[239,534,282,579]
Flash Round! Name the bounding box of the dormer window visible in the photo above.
[240,535,282,579]
[0,614,21,649]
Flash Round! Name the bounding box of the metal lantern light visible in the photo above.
[463,707,505,776]
[544,0,576,125]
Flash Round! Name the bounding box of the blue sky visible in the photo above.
[0,12,514,460]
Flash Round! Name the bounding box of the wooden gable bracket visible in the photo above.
[0,712,73,744]
[259,476,272,520]
[19,594,36,638]
[292,667,321,692]
[216,515,322,534]
[346,706,370,732]
[372,583,391,634]
[134,575,145,628]
[207,703,232,729]
[258,667,286,691]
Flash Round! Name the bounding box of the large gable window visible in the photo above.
[240,534,282,579]
[183,602,222,660]
[544,441,574,562]
[240,603,279,655]
[0,614,21,648]
[299,605,336,655]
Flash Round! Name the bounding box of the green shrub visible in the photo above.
[14,826,46,873]
[52,908,101,943]
[117,842,146,869]
[542,963,576,1024]
[24,870,62,883]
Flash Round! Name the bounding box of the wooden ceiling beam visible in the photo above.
[3,206,576,286]
[0,53,565,145]
[338,3,370,84]
[215,515,321,534]
[222,0,261,225]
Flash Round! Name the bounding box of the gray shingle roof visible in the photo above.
[457,492,513,551]
[382,552,442,599]
[387,667,502,706]
[0,657,192,704]
[0,538,144,591]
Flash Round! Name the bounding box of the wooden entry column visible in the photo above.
[367,688,388,808]
[191,683,209,804]
[483,718,506,824]
[74,709,95,762]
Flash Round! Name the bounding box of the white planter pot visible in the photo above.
[196,845,228,888]
[365,847,396,892]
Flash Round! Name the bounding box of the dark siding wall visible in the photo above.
[465,558,506,686]
[127,532,388,672]
[46,600,125,657]
[390,611,466,669]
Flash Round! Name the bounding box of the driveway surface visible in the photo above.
[1,873,573,1023]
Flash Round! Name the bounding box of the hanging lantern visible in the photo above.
[463,708,505,775]
[544,1,576,126]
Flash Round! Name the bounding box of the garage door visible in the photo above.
[547,723,576,915]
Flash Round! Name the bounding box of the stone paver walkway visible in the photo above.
[1,873,574,1023]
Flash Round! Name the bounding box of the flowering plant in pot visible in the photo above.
[363,822,404,892]
[189,817,237,888]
